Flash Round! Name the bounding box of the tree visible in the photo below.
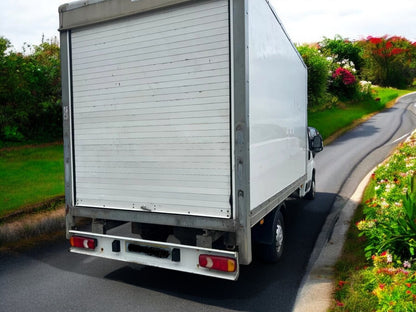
[360,36,416,88]
[0,37,61,142]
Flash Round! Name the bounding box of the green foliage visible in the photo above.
[0,37,62,143]
[320,35,365,74]
[318,35,368,101]
[297,45,331,108]
[332,132,416,312]
[0,37,11,56]
[307,87,408,140]
[333,252,416,311]
[359,36,416,89]
[357,135,416,260]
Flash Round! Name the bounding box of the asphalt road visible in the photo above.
[1,93,416,312]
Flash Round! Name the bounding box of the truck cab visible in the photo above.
[303,127,323,199]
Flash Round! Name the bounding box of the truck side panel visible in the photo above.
[248,1,307,210]
[70,0,232,218]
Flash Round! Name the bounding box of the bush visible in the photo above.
[357,135,416,260]
[359,36,416,89]
[297,45,331,108]
[333,132,416,311]
[320,35,364,75]
[330,67,358,100]
[335,254,416,311]
[0,37,62,143]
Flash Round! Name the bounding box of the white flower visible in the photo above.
[380,199,389,208]
[385,183,395,193]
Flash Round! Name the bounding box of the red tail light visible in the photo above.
[70,236,97,250]
[199,254,236,272]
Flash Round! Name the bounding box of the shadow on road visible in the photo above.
[0,192,337,312]
[101,192,337,312]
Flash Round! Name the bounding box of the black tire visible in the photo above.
[258,210,285,263]
[305,175,316,200]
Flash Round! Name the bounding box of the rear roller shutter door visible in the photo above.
[70,0,232,218]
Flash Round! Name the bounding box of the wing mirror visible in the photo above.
[308,127,323,155]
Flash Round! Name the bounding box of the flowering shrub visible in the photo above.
[370,253,416,312]
[335,252,416,311]
[367,36,408,58]
[358,134,416,259]
[359,80,372,95]
[330,67,358,99]
[332,132,416,311]
[333,68,356,85]
[319,35,364,75]
[359,36,416,88]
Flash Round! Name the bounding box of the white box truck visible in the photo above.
[59,0,323,280]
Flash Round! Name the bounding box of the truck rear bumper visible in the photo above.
[69,230,239,280]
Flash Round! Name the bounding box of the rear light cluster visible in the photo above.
[70,236,97,250]
[199,254,236,272]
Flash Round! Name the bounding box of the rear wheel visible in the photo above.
[258,210,285,262]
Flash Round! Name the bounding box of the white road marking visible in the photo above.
[392,132,411,144]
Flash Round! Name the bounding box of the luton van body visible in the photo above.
[59,0,323,280]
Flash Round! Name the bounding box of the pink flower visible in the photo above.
[404,261,411,268]
[336,300,344,307]
[332,67,356,86]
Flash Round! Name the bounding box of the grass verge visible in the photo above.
[0,143,64,219]
[0,205,65,252]
[308,87,414,142]
[330,131,416,311]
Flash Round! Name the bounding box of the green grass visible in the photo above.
[309,87,414,140]
[0,144,64,219]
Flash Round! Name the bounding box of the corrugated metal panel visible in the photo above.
[71,0,231,218]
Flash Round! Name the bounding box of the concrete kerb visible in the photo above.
[293,169,375,312]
